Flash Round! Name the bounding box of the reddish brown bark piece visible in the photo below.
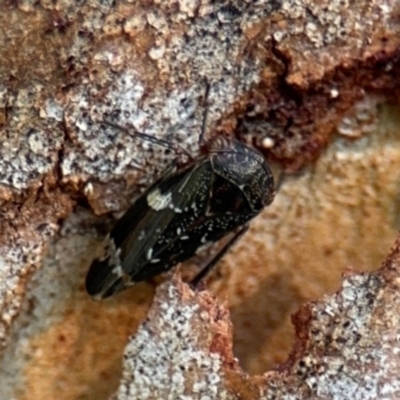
[116,237,400,399]
[114,276,246,400]
[0,1,400,398]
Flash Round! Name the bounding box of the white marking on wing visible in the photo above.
[147,188,172,210]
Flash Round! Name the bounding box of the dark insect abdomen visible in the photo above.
[126,166,257,282]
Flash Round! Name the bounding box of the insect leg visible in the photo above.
[190,224,249,288]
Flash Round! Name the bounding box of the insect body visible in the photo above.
[85,133,275,299]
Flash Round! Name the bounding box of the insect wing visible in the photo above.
[128,159,261,282]
[86,159,213,298]
[117,162,212,273]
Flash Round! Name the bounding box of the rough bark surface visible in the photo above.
[0,1,400,399]
[115,239,400,399]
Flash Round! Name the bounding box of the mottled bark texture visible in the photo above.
[0,1,399,399]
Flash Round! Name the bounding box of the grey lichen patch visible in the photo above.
[263,241,400,399]
[0,227,58,350]
[62,74,204,186]
[0,207,155,400]
[1,0,399,203]
[293,274,387,397]
[0,208,101,399]
[0,83,64,193]
[115,278,237,400]
[116,236,400,400]
[61,1,285,201]
[0,187,72,350]
[272,0,397,86]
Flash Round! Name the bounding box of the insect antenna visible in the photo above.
[198,81,211,147]
[102,119,194,163]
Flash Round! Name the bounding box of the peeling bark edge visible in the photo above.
[115,236,400,400]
